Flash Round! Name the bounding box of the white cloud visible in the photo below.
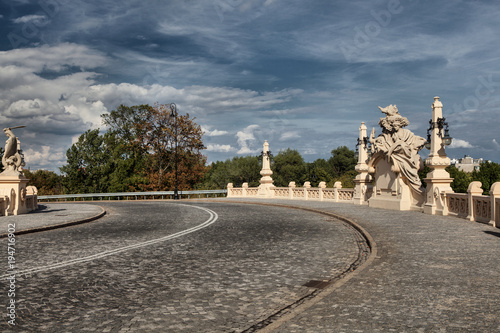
[202,126,229,136]
[13,15,48,24]
[206,144,236,153]
[449,138,475,149]
[24,146,65,167]
[280,131,300,141]
[236,124,260,154]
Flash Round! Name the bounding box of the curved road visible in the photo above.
[1,201,364,332]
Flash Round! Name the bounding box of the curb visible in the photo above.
[0,206,107,238]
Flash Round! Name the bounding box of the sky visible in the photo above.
[0,0,499,173]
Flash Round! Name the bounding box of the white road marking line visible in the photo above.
[2,204,218,279]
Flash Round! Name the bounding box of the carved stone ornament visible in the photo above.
[370,105,426,195]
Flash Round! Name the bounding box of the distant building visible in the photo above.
[450,155,484,173]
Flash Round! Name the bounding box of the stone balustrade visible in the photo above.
[443,181,500,227]
[227,181,354,203]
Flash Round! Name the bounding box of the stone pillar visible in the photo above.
[318,181,326,201]
[353,122,371,205]
[467,181,483,221]
[288,181,295,199]
[334,181,342,202]
[242,183,248,197]
[227,183,233,197]
[490,182,500,227]
[303,181,311,200]
[257,140,275,198]
[424,97,454,215]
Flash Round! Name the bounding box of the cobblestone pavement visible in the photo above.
[226,199,500,333]
[0,201,363,332]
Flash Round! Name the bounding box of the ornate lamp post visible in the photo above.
[169,103,179,200]
[423,96,453,214]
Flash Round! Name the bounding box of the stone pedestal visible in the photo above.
[353,122,372,205]
[257,140,275,198]
[0,174,29,216]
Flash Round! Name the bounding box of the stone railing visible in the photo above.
[446,193,468,218]
[227,181,354,203]
[25,185,38,212]
[443,181,500,228]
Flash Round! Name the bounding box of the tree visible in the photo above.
[272,148,306,187]
[23,169,65,195]
[472,161,500,194]
[136,104,206,191]
[446,166,473,193]
[60,104,207,193]
[307,158,333,187]
[328,146,357,177]
[199,156,260,189]
[60,129,110,193]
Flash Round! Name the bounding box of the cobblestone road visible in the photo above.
[235,199,500,333]
[0,201,362,332]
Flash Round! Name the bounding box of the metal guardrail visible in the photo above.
[38,190,227,202]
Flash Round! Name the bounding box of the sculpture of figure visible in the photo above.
[371,106,426,194]
[2,126,26,175]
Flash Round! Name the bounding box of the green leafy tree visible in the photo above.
[328,146,357,177]
[60,129,110,193]
[446,166,473,193]
[472,161,500,195]
[23,169,65,195]
[336,170,357,188]
[272,148,306,187]
[199,156,260,189]
[307,158,333,187]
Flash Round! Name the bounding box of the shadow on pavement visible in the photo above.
[30,205,67,213]
[484,230,500,238]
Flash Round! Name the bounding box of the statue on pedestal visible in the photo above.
[367,105,426,211]
[371,105,426,195]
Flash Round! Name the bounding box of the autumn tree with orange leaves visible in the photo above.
[135,103,206,191]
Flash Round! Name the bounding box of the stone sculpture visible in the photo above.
[371,105,426,194]
[2,126,26,176]
[368,105,426,210]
